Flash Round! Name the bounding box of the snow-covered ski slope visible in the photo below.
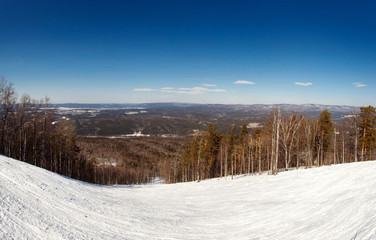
[1,156,376,240]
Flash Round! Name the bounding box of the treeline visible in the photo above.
[0,77,97,183]
[171,106,376,183]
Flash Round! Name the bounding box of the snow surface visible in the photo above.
[1,156,376,239]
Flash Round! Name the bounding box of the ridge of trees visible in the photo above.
[172,106,376,183]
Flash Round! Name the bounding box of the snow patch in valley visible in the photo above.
[125,110,147,115]
[124,131,150,137]
[247,122,261,128]
[1,156,376,239]
[125,111,139,115]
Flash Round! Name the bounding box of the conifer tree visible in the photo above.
[201,124,221,178]
[359,106,376,161]
[317,110,334,165]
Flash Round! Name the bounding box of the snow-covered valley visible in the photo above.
[1,155,376,239]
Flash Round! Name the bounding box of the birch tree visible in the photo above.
[280,112,302,169]
[271,107,281,175]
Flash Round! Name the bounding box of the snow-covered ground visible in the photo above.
[1,156,376,239]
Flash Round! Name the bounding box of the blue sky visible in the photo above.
[0,0,375,106]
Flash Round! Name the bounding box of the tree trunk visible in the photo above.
[225,145,228,178]
[197,141,201,181]
[342,133,345,164]
[333,128,336,165]
[231,154,234,180]
[234,150,237,176]
[23,133,27,163]
[362,117,367,161]
[258,140,262,174]
[248,145,251,175]
[355,131,358,162]
[285,148,288,170]
[19,118,23,161]
[274,108,281,175]
[220,144,223,177]
[33,121,37,166]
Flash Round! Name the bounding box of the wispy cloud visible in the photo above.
[353,82,367,87]
[175,87,226,94]
[133,86,226,95]
[201,83,216,87]
[133,88,155,92]
[295,82,312,87]
[233,80,255,85]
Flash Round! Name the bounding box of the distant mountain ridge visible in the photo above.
[54,103,360,136]
[53,103,358,113]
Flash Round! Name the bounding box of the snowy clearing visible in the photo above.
[1,156,376,239]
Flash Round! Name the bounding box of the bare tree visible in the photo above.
[248,137,253,175]
[17,94,31,161]
[0,76,16,155]
[271,107,281,175]
[280,112,302,170]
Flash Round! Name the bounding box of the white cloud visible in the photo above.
[133,88,155,92]
[134,86,226,95]
[353,82,367,87]
[201,84,216,87]
[233,80,255,85]
[178,87,226,94]
[160,89,182,93]
[295,82,312,87]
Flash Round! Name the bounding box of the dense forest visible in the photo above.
[171,106,376,183]
[77,136,186,184]
[0,76,96,183]
[0,77,185,185]
[2,76,376,185]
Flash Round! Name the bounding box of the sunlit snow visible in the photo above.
[1,156,376,239]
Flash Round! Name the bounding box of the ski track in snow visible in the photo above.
[1,156,376,239]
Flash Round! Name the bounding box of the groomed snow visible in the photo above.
[1,156,376,239]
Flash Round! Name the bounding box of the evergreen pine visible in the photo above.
[359,105,376,160]
[318,110,334,165]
